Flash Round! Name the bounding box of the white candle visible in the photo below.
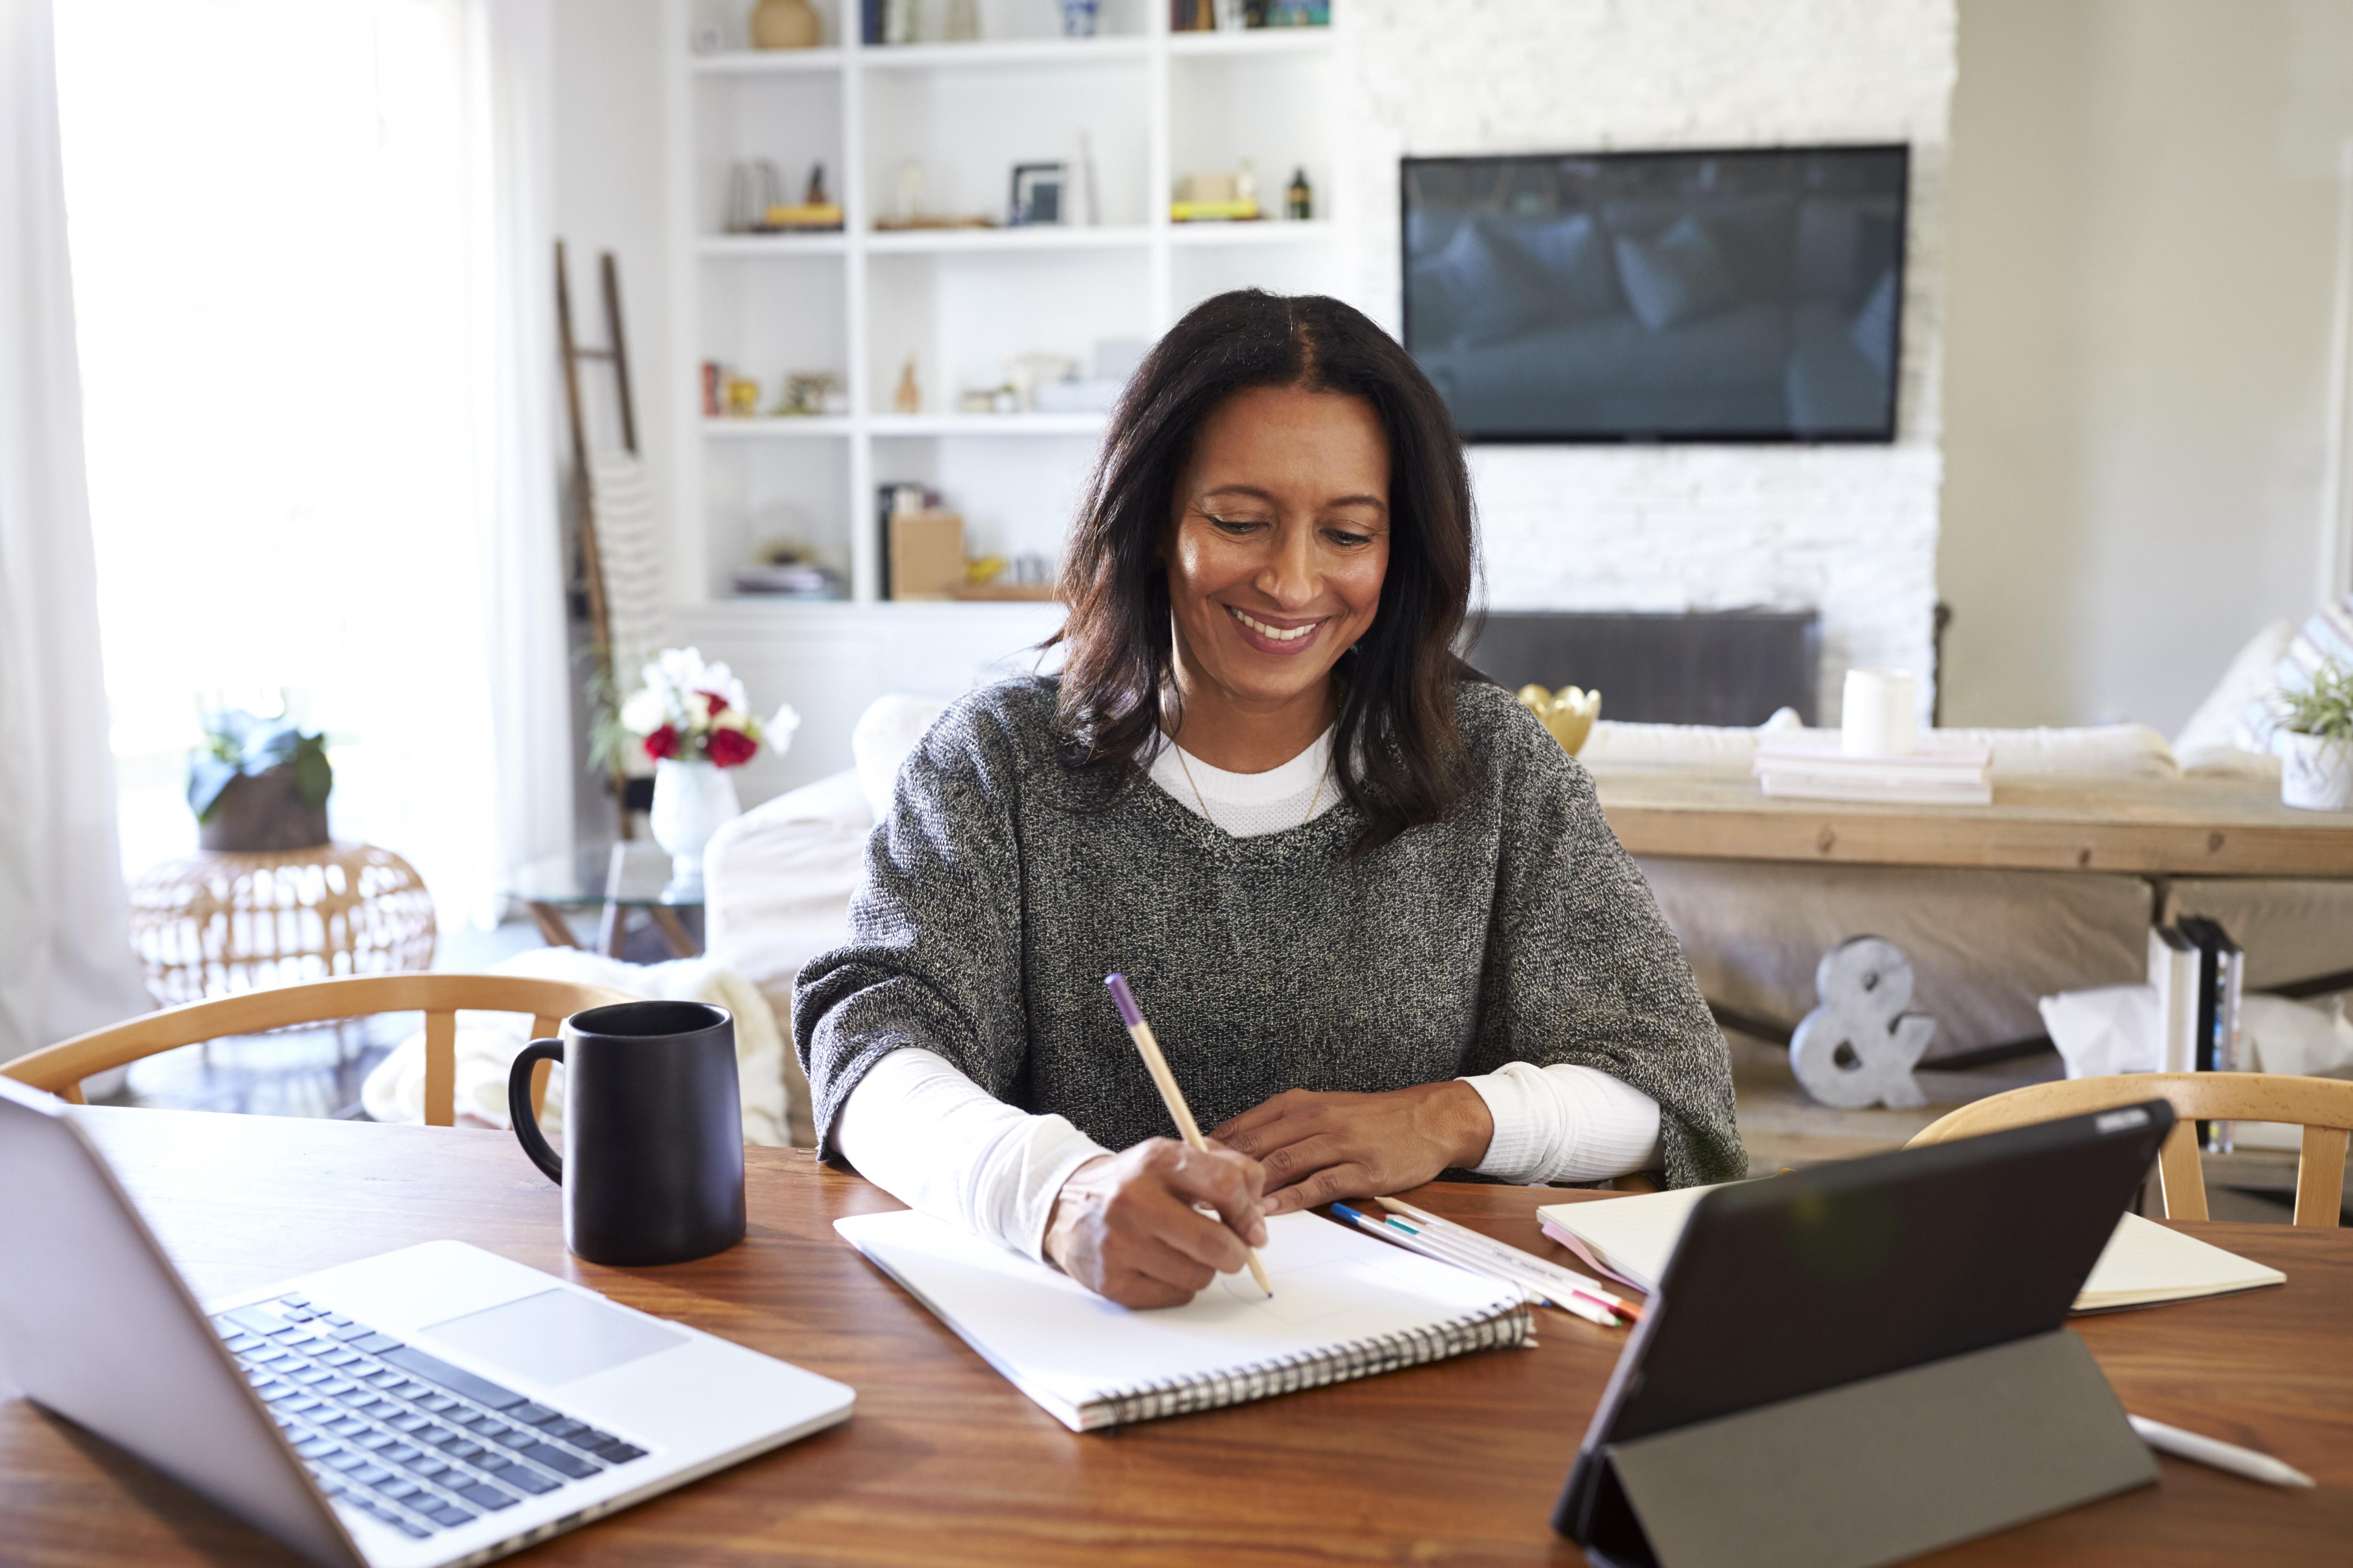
[1842,668,1919,757]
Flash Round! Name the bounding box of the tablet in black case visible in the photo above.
[1555,1100,2175,1568]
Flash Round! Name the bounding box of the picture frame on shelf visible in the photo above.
[1010,163,1067,227]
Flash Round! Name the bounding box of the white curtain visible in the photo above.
[466,0,574,927]
[0,0,153,1057]
[295,0,573,927]
[54,0,573,933]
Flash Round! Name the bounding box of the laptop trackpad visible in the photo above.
[426,1288,686,1386]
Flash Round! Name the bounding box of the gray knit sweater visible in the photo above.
[793,677,1744,1189]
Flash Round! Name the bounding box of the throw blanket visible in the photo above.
[361,948,791,1145]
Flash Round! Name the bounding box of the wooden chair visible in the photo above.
[1908,1073,2353,1228]
[2,975,634,1126]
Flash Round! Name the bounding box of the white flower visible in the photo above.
[655,647,709,692]
[767,704,801,757]
[684,689,713,727]
[619,686,668,735]
[710,707,751,732]
[700,660,749,714]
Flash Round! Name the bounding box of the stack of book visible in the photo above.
[1751,731,1993,805]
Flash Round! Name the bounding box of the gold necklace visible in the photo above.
[1172,732,1335,832]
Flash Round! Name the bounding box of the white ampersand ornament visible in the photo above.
[1789,936,1937,1109]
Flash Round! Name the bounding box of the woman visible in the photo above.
[795,291,1742,1308]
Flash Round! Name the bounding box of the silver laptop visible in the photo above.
[0,1075,854,1567]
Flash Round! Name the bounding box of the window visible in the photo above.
[57,0,557,922]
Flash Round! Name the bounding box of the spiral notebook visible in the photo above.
[835,1208,1533,1431]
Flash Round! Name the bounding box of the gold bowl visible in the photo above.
[1515,684,1602,757]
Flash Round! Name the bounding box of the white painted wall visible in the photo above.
[1940,0,2353,732]
[1343,0,1959,721]
[552,0,672,481]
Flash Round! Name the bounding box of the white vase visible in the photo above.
[649,758,741,893]
[2278,730,2353,811]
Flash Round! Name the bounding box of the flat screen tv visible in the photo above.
[1401,145,1908,443]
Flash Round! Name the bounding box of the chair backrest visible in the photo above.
[1,974,636,1127]
[1908,1073,2353,1228]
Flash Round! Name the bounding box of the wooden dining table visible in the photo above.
[5,1108,2348,1567]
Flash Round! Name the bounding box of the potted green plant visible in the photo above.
[2274,659,2353,811]
[187,710,335,852]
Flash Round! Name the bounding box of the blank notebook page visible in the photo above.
[2076,1212,2285,1310]
[835,1208,1528,1431]
[1539,1188,2285,1311]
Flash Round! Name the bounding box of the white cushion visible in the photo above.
[2178,745,2281,782]
[702,771,875,1148]
[2245,593,2353,751]
[1579,707,1800,768]
[2174,620,2296,759]
[1959,724,2176,779]
[852,695,951,823]
[1580,710,2176,780]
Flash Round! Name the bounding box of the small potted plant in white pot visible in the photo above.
[2274,659,2353,811]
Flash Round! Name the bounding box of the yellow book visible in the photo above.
[1169,200,1262,222]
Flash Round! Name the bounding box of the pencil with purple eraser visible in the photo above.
[1103,973,1274,1298]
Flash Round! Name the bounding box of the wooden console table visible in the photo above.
[1591,769,2353,878]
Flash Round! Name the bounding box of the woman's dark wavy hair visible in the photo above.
[1052,289,1477,856]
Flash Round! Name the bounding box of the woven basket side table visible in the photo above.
[127,842,437,1007]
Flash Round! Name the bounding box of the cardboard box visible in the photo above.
[888,510,966,601]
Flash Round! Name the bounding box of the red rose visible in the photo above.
[706,727,757,768]
[699,689,730,717]
[642,724,679,761]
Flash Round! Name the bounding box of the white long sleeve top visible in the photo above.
[834,728,1663,1260]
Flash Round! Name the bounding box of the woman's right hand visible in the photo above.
[1043,1140,1268,1308]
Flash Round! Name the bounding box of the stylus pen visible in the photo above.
[2128,1416,2314,1489]
[1102,974,1273,1298]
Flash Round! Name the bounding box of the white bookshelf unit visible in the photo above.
[665,0,1346,618]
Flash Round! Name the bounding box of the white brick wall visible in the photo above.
[1343,0,1958,720]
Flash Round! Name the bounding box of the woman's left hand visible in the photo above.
[1209,1083,1494,1216]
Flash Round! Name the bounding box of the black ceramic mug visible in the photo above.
[507,1000,747,1266]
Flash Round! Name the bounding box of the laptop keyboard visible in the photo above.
[209,1293,649,1541]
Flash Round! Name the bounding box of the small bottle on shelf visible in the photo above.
[1287,167,1312,222]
